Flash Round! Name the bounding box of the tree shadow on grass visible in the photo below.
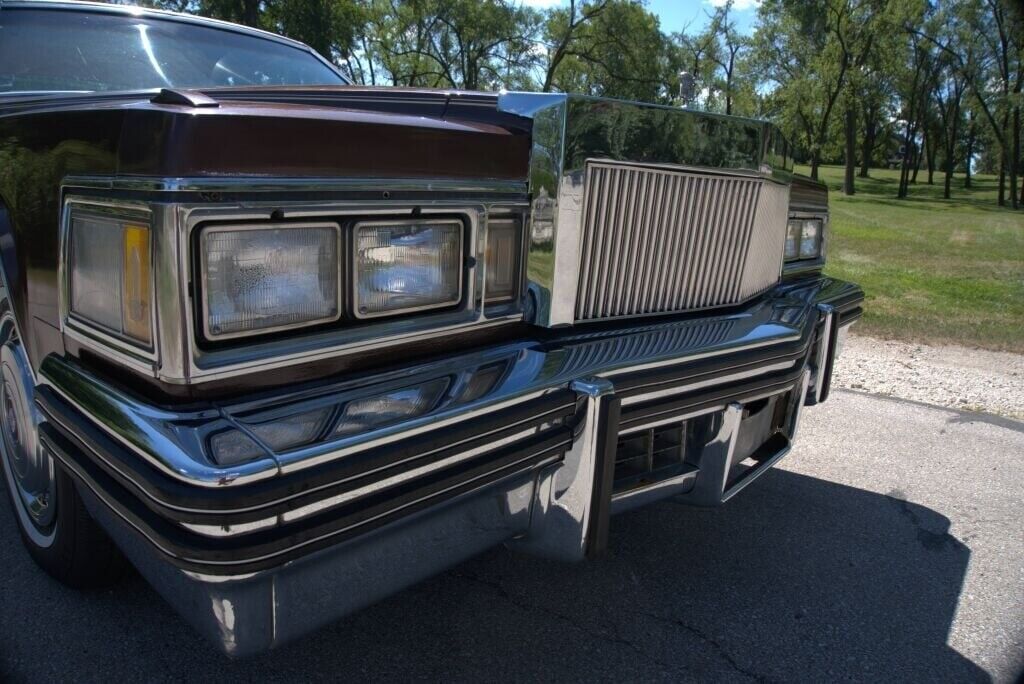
[841,194,1017,214]
[0,469,987,682]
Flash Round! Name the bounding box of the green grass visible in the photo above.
[797,165,1024,352]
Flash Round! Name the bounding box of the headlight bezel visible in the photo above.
[783,211,827,268]
[60,187,529,386]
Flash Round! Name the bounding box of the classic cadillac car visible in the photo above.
[0,0,862,656]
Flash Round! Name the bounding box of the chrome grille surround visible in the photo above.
[576,161,790,321]
[498,92,795,328]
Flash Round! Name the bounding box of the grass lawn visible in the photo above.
[798,165,1024,353]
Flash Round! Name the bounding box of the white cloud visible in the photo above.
[706,0,762,10]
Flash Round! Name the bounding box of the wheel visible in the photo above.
[0,311,126,588]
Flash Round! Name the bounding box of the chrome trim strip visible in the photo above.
[280,424,553,525]
[181,517,279,538]
[62,175,527,195]
[599,331,801,378]
[618,358,797,407]
[617,403,728,436]
[190,446,561,567]
[40,354,573,502]
[812,304,834,403]
[620,378,804,435]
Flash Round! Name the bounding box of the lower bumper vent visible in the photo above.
[613,423,691,494]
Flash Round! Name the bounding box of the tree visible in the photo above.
[932,53,967,199]
[545,0,670,103]
[913,0,1023,209]
[753,0,856,180]
[538,0,610,93]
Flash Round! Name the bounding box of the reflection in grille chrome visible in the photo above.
[550,317,737,382]
[576,161,790,320]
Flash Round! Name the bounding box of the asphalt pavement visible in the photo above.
[1,389,1022,682]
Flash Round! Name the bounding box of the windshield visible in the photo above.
[0,9,346,94]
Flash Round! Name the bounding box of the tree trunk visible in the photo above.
[910,145,920,184]
[898,122,915,199]
[843,108,856,195]
[964,116,975,189]
[810,153,820,181]
[925,132,936,185]
[242,0,260,28]
[859,118,876,178]
[944,119,958,200]
[1012,105,1021,209]
[998,158,1006,206]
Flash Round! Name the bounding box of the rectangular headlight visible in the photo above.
[799,219,823,259]
[200,223,341,340]
[69,215,152,346]
[485,218,521,303]
[354,220,463,318]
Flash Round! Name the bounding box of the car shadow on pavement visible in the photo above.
[0,468,989,682]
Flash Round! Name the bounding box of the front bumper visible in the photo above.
[35,277,861,656]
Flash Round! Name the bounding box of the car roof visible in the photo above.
[0,0,316,53]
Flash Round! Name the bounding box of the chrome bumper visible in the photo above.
[34,277,861,656]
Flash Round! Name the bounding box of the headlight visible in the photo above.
[785,217,824,262]
[784,219,802,260]
[69,215,153,346]
[799,219,823,259]
[200,223,341,340]
[485,218,521,303]
[354,220,463,318]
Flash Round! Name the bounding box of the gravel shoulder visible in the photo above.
[833,332,1024,420]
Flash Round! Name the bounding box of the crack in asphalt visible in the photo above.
[636,610,775,683]
[451,570,685,675]
[453,569,777,681]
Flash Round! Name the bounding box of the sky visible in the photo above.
[520,0,762,36]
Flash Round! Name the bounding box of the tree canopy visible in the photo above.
[126,0,1023,208]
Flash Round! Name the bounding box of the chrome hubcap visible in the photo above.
[0,332,56,538]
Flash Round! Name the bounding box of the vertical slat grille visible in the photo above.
[576,161,789,321]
